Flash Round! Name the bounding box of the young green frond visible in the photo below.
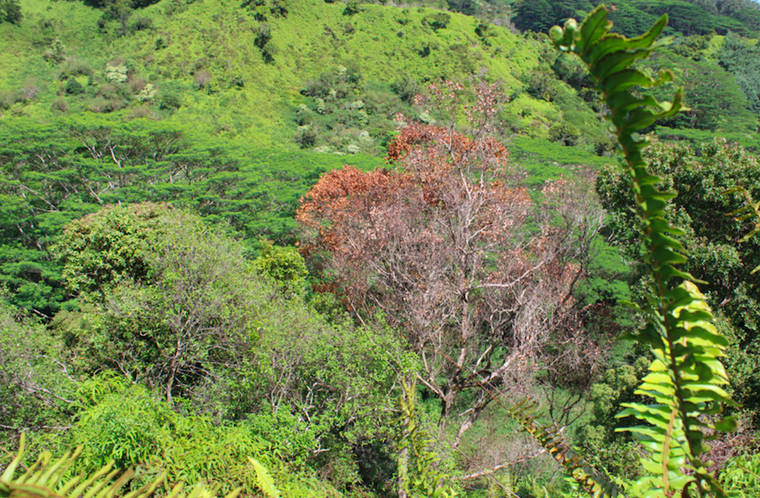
[0,434,242,498]
[551,5,736,496]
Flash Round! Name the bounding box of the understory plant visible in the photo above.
[728,186,760,275]
[0,434,246,498]
[550,5,736,496]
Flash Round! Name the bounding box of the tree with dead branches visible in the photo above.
[298,81,605,451]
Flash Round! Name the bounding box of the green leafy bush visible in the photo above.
[343,0,360,16]
[720,452,760,495]
[56,203,164,296]
[132,15,152,30]
[252,241,308,298]
[64,78,85,95]
[576,358,650,480]
[0,0,21,24]
[391,76,420,103]
[159,90,182,110]
[38,375,305,494]
[0,299,75,445]
[422,12,450,31]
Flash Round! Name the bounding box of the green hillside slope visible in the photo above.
[0,0,616,316]
[0,0,608,148]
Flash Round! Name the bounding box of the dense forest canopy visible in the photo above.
[1,0,760,496]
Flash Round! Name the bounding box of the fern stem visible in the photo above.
[550,6,735,496]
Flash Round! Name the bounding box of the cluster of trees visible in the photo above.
[0,117,377,316]
[295,65,411,154]
[719,32,760,115]
[645,47,755,131]
[510,2,760,149]
[543,31,759,137]
[3,71,758,494]
[3,3,760,497]
[77,0,161,34]
[0,80,617,495]
[2,201,414,494]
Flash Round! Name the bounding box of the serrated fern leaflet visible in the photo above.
[550,6,735,497]
[0,433,242,497]
[503,397,622,497]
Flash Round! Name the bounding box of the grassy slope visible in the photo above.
[1,0,603,148]
[0,0,620,287]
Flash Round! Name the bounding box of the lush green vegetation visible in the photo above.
[514,0,760,37]
[2,0,760,496]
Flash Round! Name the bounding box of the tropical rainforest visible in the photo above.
[1,0,760,496]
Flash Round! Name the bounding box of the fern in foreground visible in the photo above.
[502,397,622,497]
[550,6,735,496]
[0,434,242,498]
[397,379,458,498]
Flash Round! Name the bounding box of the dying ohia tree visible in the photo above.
[298,81,606,451]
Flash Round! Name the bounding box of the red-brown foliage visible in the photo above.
[297,81,605,449]
[296,165,409,259]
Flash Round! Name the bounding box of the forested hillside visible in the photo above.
[1,0,759,496]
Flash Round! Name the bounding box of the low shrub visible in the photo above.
[422,12,450,31]
[64,78,85,95]
[193,70,211,89]
[51,97,68,112]
[343,0,360,16]
[159,91,182,110]
[295,125,318,148]
[131,15,152,31]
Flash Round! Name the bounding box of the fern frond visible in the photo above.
[398,379,457,498]
[550,6,735,496]
[503,398,622,497]
[726,186,760,273]
[249,458,280,498]
[0,434,241,498]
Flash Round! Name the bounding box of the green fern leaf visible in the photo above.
[0,434,241,497]
[248,458,280,498]
[551,5,735,496]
